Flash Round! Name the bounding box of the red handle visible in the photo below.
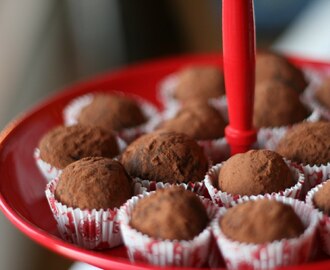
[222,0,257,155]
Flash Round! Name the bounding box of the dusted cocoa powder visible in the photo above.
[78,93,146,131]
[173,66,225,101]
[39,125,119,169]
[218,150,295,196]
[253,80,309,128]
[276,121,330,166]
[120,131,209,183]
[55,157,133,210]
[220,199,305,244]
[256,52,307,93]
[157,101,226,140]
[130,186,209,240]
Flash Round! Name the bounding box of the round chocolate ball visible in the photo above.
[218,150,295,196]
[55,157,133,210]
[130,186,209,240]
[220,199,305,244]
[39,125,119,169]
[78,93,146,131]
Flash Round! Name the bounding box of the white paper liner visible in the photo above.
[203,160,304,207]
[157,73,179,109]
[212,194,319,270]
[118,192,218,267]
[63,92,159,143]
[45,179,119,249]
[132,178,210,198]
[306,180,330,255]
[34,135,127,182]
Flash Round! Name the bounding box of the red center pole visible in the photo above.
[222,0,257,155]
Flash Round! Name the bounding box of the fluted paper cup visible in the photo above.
[118,192,218,267]
[306,180,330,255]
[212,194,319,270]
[204,160,304,207]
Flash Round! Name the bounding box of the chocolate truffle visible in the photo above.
[276,121,330,166]
[130,186,209,240]
[220,199,305,244]
[173,66,225,101]
[120,131,209,183]
[218,150,295,196]
[253,80,309,128]
[77,93,147,132]
[313,181,330,215]
[256,52,307,93]
[157,101,226,140]
[38,125,119,169]
[315,77,330,109]
[55,157,133,210]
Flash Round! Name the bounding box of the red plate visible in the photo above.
[0,53,330,270]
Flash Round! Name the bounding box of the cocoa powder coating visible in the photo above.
[120,131,209,183]
[77,93,147,131]
[276,121,330,166]
[39,125,119,169]
[130,186,209,240]
[55,157,133,210]
[314,180,330,215]
[220,199,305,244]
[256,52,307,93]
[218,150,295,196]
[173,66,225,101]
[253,80,309,128]
[157,101,226,140]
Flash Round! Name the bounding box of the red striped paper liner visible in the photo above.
[45,177,145,250]
[212,194,319,270]
[118,192,218,267]
[306,180,330,255]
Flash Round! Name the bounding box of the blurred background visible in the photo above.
[0,0,329,269]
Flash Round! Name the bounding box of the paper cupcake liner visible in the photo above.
[118,192,218,267]
[34,136,127,182]
[63,92,159,143]
[132,178,210,198]
[45,177,145,250]
[212,194,319,270]
[306,180,330,255]
[45,178,122,249]
[291,162,330,197]
[157,73,179,109]
[203,160,304,207]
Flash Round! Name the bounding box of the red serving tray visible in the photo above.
[0,53,330,270]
